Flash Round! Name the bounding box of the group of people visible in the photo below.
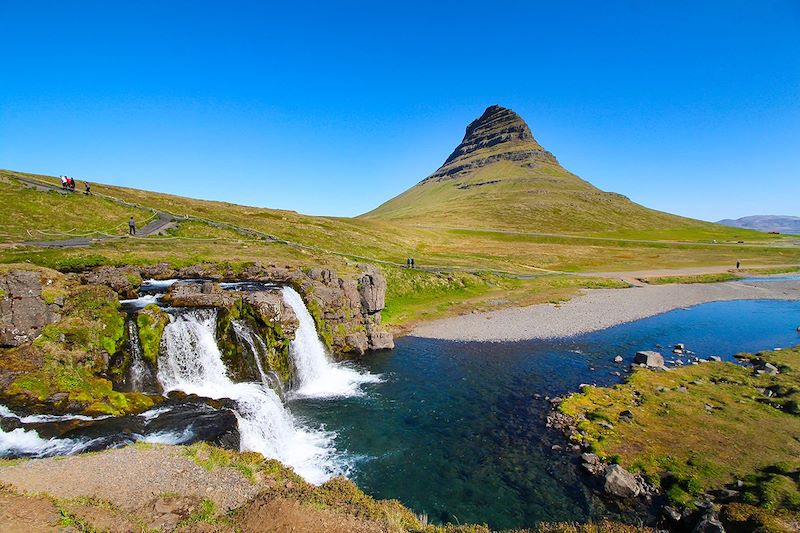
[406,257,416,269]
[60,175,91,195]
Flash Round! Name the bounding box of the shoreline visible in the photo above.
[410,279,800,342]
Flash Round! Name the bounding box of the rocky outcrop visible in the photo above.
[82,262,393,357]
[422,105,558,183]
[80,266,142,299]
[0,270,60,347]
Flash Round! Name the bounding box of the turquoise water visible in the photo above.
[293,299,800,529]
[741,275,800,282]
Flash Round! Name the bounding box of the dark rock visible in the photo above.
[619,410,634,422]
[692,511,725,533]
[663,505,682,523]
[603,464,641,498]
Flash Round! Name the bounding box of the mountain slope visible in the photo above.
[361,105,739,239]
[718,215,800,235]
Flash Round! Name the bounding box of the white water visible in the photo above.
[119,293,163,310]
[281,286,382,399]
[0,426,99,458]
[0,404,109,423]
[157,309,340,484]
[127,319,149,392]
[231,320,286,398]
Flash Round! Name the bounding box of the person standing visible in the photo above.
[84,182,91,195]
[61,176,67,190]
[411,257,415,269]
[736,260,740,270]
[128,217,136,235]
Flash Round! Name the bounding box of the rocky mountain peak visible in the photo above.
[445,105,534,165]
[424,105,557,183]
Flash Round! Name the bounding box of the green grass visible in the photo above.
[560,346,800,511]
[640,272,739,285]
[741,266,800,276]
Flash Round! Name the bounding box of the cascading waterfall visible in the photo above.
[157,308,340,484]
[127,319,149,392]
[231,320,286,399]
[281,286,382,399]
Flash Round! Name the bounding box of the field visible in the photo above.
[3,169,800,329]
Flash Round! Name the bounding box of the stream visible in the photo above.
[1,278,799,529]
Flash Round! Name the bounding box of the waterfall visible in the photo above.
[127,319,148,392]
[231,320,286,400]
[281,287,382,399]
[157,309,340,484]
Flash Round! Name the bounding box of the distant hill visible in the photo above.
[717,215,800,235]
[361,105,752,240]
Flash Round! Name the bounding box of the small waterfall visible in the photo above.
[127,319,148,392]
[281,287,381,399]
[231,320,286,400]
[158,309,340,484]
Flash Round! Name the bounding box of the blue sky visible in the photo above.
[1,1,798,220]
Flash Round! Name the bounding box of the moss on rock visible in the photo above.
[135,304,168,367]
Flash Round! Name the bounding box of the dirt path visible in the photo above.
[411,279,800,341]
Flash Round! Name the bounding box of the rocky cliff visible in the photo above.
[426,104,558,183]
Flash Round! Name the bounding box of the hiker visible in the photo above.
[84,182,91,195]
[70,177,76,191]
[411,257,415,269]
[406,257,411,269]
[61,176,67,190]
[736,260,740,270]
[128,217,136,235]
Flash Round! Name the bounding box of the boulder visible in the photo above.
[634,351,665,369]
[0,270,58,347]
[692,511,725,533]
[709,355,722,362]
[603,464,640,499]
[613,355,623,363]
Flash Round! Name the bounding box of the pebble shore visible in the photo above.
[411,279,800,342]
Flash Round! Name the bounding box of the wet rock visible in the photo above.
[0,270,58,347]
[603,464,640,498]
[613,355,623,363]
[634,350,666,370]
[663,505,682,523]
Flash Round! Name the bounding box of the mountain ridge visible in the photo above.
[718,215,800,234]
[360,105,736,238]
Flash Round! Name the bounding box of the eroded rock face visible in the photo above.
[0,270,59,347]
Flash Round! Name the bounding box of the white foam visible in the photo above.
[140,427,195,445]
[158,309,342,484]
[0,404,109,423]
[0,427,96,458]
[282,287,382,399]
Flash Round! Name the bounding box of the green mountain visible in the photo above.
[361,105,734,239]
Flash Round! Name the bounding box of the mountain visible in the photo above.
[361,105,739,238]
[717,215,800,235]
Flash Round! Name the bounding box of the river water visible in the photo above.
[1,293,799,529]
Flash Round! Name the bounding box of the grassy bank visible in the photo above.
[639,272,739,285]
[559,346,800,530]
[382,268,629,332]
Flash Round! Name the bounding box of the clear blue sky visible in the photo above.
[1,1,798,221]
